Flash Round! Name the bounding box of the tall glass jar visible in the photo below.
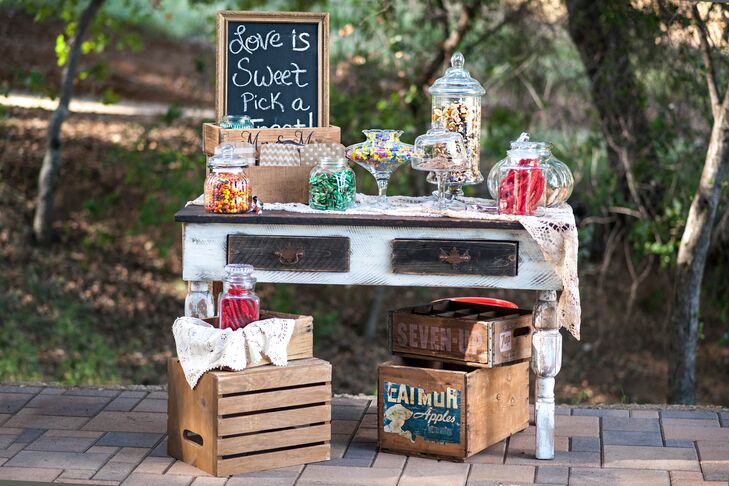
[428,52,485,192]
[309,157,356,211]
[218,264,260,330]
[204,144,253,213]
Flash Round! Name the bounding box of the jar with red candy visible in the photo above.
[218,264,260,330]
[495,135,545,216]
[204,143,253,213]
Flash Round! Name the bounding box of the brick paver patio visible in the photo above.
[0,386,727,485]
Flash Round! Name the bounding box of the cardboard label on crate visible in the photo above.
[382,381,461,445]
[499,331,512,353]
[394,321,484,353]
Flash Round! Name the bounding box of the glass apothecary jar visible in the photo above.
[309,157,356,211]
[428,52,485,192]
[495,138,546,216]
[204,144,254,213]
[412,121,468,209]
[218,264,260,330]
[487,134,574,208]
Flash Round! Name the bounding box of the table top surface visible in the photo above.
[175,205,524,230]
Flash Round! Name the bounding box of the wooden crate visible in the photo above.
[388,300,533,368]
[378,359,529,460]
[203,310,313,368]
[168,357,332,476]
[202,123,341,156]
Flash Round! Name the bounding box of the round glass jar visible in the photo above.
[218,264,260,330]
[184,281,214,319]
[428,52,485,189]
[309,157,356,211]
[487,135,574,207]
[204,144,254,214]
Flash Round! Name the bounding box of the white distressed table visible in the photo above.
[175,205,564,459]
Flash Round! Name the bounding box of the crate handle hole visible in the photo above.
[513,326,530,337]
[183,430,204,446]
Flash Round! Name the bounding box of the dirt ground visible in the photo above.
[1,9,728,405]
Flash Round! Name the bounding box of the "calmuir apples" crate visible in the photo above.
[388,300,533,368]
[168,358,332,476]
[378,358,529,461]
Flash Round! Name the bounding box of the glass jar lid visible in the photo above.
[428,52,485,97]
[224,263,256,286]
[317,157,349,169]
[507,132,542,159]
[209,143,255,169]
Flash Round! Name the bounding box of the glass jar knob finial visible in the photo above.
[451,52,464,69]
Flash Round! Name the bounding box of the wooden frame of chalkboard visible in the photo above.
[216,11,329,128]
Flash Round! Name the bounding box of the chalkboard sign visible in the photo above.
[216,11,329,128]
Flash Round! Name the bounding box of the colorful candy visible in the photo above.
[204,172,251,213]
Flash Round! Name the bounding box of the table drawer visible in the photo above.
[391,239,518,276]
[228,235,350,272]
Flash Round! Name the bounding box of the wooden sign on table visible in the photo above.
[216,11,329,128]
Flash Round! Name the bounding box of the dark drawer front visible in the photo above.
[391,239,518,276]
[228,235,350,272]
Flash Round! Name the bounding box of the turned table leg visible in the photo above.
[532,290,562,460]
[184,280,214,318]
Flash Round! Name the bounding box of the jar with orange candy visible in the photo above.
[204,143,254,214]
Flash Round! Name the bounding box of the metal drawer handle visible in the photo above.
[274,246,305,265]
[439,247,471,267]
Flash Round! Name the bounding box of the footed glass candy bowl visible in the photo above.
[346,129,415,208]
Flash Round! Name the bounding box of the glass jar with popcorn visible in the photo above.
[428,52,485,196]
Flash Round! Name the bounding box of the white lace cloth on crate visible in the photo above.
[172,316,295,388]
[188,193,581,339]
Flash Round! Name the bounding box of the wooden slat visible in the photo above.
[218,423,330,455]
[219,403,331,436]
[228,235,350,272]
[202,123,340,156]
[218,383,330,415]
[175,204,524,230]
[213,358,331,395]
[166,359,218,473]
[391,239,518,276]
[217,443,330,477]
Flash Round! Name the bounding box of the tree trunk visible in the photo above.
[668,87,729,404]
[565,0,660,217]
[33,0,105,244]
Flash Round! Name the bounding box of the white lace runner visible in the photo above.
[172,316,295,388]
[188,194,581,339]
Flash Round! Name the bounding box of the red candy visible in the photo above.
[219,286,260,330]
[498,158,545,216]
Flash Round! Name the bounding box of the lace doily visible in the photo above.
[172,316,295,388]
[188,194,581,339]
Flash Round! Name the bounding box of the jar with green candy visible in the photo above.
[309,157,356,211]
